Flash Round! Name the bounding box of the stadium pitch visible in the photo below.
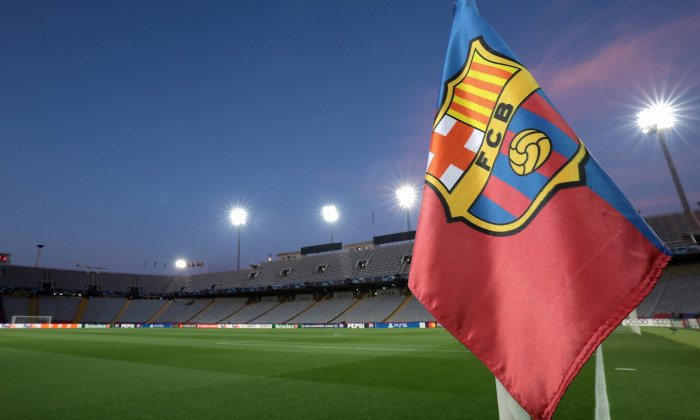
[0,328,698,419]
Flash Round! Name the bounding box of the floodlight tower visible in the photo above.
[637,103,700,240]
[396,185,417,232]
[230,208,247,270]
[322,205,338,243]
[34,244,45,268]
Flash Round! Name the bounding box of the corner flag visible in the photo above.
[408,1,671,419]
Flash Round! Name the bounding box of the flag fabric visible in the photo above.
[408,1,671,419]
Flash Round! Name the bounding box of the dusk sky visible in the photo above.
[2,0,699,274]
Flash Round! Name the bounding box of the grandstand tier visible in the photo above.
[1,238,699,325]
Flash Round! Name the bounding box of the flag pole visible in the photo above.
[459,2,529,418]
[495,377,531,420]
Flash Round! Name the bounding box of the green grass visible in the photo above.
[0,327,698,419]
[603,328,700,419]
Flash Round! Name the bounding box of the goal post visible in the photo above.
[10,315,52,325]
[615,308,642,335]
[627,308,641,335]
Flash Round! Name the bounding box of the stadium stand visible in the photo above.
[386,295,437,322]
[151,298,213,323]
[239,242,412,289]
[2,212,699,325]
[253,295,316,323]
[249,259,295,287]
[644,209,700,250]
[220,297,280,323]
[637,263,700,316]
[94,273,133,293]
[217,271,250,290]
[188,297,249,323]
[38,269,86,291]
[37,296,80,323]
[0,266,47,290]
[172,270,252,292]
[322,247,374,281]
[115,299,167,323]
[136,275,174,294]
[360,242,413,278]
[287,292,357,323]
[279,253,336,285]
[81,297,129,323]
[337,289,406,322]
[1,295,29,320]
[169,272,219,293]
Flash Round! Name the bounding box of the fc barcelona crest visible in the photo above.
[425,37,589,235]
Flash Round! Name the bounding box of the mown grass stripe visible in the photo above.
[216,341,469,353]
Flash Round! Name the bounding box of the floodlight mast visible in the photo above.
[637,104,700,240]
[34,244,45,268]
[230,208,247,270]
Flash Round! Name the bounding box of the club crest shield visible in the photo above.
[425,37,588,235]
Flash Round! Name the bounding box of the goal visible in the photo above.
[10,315,52,325]
[615,308,642,335]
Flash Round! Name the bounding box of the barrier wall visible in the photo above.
[2,318,696,329]
[0,322,441,329]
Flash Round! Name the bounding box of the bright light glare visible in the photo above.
[637,103,676,133]
[175,259,187,269]
[230,208,247,226]
[322,205,338,223]
[396,185,417,208]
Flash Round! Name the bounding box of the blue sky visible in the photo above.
[2,0,699,274]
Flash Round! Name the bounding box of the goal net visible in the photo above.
[11,315,52,325]
[614,308,642,335]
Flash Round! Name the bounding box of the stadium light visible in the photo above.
[230,208,247,270]
[230,208,247,227]
[175,259,187,269]
[637,103,675,134]
[396,185,417,231]
[637,102,700,240]
[322,205,338,243]
[34,244,45,268]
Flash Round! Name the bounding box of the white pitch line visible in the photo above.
[595,345,611,420]
[216,341,468,353]
[614,368,637,371]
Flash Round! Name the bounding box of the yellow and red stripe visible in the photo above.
[447,52,516,131]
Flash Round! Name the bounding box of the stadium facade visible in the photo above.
[1,210,698,326]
